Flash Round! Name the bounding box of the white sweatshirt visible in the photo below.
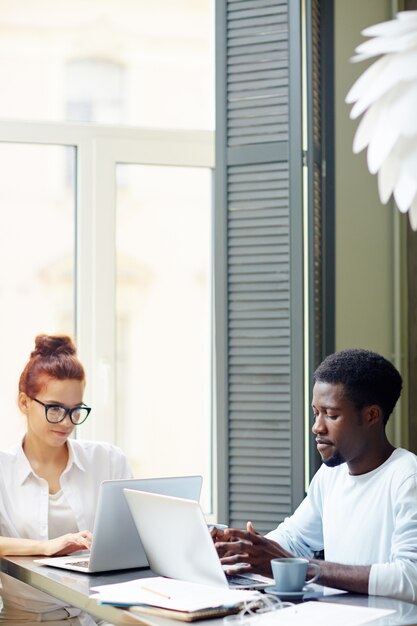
[266,448,417,603]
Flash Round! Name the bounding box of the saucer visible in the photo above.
[264,586,307,600]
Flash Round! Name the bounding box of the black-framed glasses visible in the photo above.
[29,397,91,425]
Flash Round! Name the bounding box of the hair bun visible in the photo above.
[31,334,77,358]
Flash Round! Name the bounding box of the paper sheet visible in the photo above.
[91,577,259,611]
[303,582,347,597]
[250,601,395,625]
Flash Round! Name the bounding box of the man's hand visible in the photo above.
[210,526,228,543]
[212,523,372,594]
[41,530,92,556]
[214,521,293,577]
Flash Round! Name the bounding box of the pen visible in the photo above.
[141,585,172,600]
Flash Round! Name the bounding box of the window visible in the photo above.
[0,142,75,449]
[66,59,126,124]
[0,0,215,514]
[116,164,212,510]
[0,1,213,130]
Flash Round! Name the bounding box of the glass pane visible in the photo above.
[116,164,212,511]
[0,1,213,130]
[0,143,76,449]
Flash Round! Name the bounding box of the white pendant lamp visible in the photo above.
[346,11,417,230]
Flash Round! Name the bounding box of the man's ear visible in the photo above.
[364,404,383,426]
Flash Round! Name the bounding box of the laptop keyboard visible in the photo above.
[63,561,262,582]
[226,573,266,589]
[65,559,90,568]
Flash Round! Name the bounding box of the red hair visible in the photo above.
[19,334,85,397]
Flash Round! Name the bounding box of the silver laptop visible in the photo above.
[123,488,271,590]
[34,475,202,573]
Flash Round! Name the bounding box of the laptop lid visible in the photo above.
[123,488,229,588]
[89,475,203,572]
[34,475,202,574]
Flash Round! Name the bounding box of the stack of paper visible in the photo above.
[91,577,260,621]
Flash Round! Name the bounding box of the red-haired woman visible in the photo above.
[0,334,132,625]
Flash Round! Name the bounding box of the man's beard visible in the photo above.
[323,450,345,467]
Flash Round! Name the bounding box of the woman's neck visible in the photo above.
[22,435,69,493]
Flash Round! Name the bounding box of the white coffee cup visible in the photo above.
[270,557,320,592]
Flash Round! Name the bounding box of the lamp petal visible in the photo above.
[409,196,417,231]
[354,30,417,58]
[388,83,417,137]
[352,106,378,153]
[346,56,388,104]
[393,169,417,212]
[349,52,417,117]
[397,10,417,23]
[378,150,400,204]
[402,141,417,179]
[367,108,398,174]
[362,12,417,37]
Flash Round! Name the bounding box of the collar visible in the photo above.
[66,438,87,473]
[14,439,34,486]
[14,437,86,486]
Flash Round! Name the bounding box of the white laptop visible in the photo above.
[123,488,271,590]
[34,475,202,573]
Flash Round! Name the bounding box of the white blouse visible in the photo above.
[48,489,78,539]
[0,438,132,616]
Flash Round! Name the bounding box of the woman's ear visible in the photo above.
[18,391,30,414]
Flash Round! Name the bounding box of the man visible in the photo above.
[214,349,417,602]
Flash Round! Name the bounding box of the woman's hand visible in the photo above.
[41,530,92,556]
[214,521,293,577]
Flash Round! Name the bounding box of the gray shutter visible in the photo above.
[215,0,305,534]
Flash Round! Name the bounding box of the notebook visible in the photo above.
[123,489,271,590]
[91,576,259,622]
[34,475,202,573]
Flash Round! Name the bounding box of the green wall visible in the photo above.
[334,0,405,445]
[335,0,393,353]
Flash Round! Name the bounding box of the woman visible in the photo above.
[0,334,132,625]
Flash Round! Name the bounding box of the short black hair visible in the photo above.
[313,348,402,424]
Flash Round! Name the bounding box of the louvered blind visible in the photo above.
[228,161,291,531]
[227,1,289,147]
[216,0,305,535]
